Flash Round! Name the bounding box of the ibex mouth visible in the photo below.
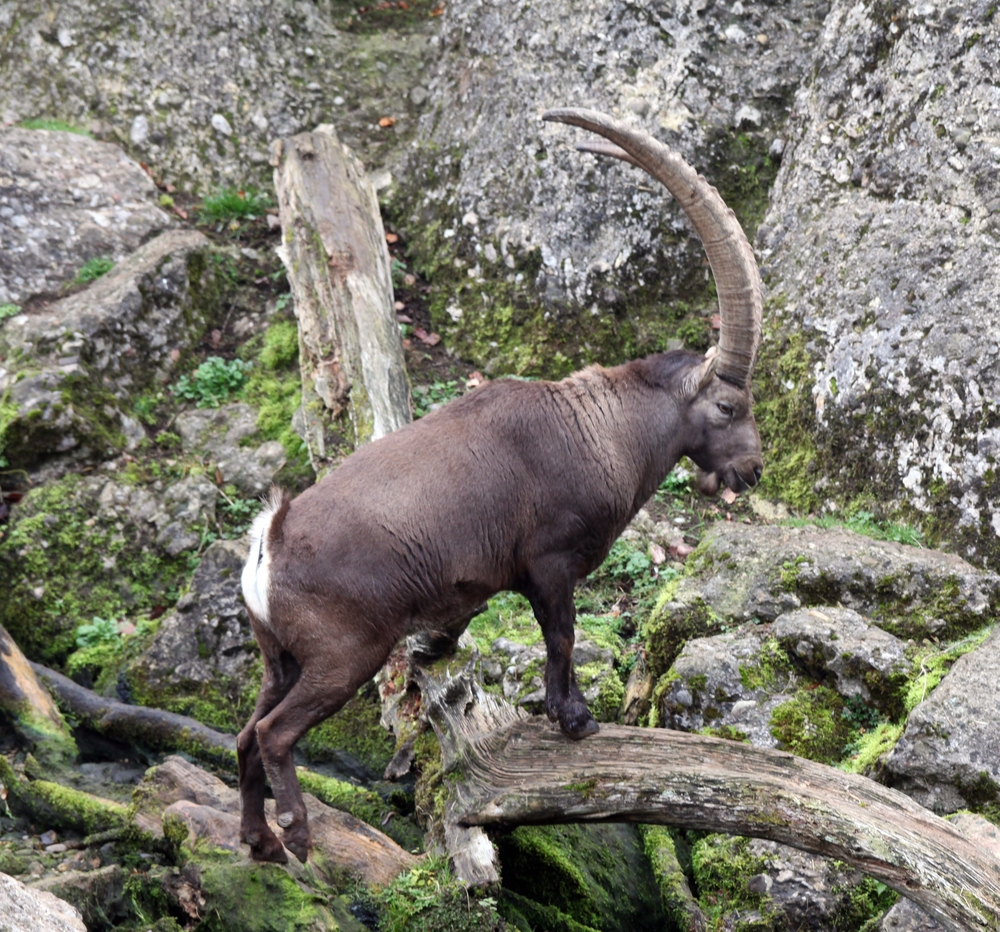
[696,465,762,497]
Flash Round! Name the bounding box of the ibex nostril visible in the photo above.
[753,465,763,483]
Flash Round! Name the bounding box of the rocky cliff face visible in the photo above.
[759,0,1000,561]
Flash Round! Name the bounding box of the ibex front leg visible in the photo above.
[525,561,599,740]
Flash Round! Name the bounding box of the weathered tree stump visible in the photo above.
[0,625,77,768]
[270,127,411,471]
[418,669,1000,932]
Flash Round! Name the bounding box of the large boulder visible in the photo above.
[0,228,219,468]
[756,0,1000,561]
[388,0,828,375]
[883,626,1000,814]
[643,521,1000,676]
[0,127,171,306]
[0,871,86,932]
[0,0,441,192]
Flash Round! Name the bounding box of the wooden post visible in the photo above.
[270,127,411,471]
[417,668,1000,932]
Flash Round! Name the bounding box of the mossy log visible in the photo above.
[31,663,236,767]
[420,670,1000,932]
[0,624,78,768]
[270,127,411,469]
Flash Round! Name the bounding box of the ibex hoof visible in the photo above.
[249,833,288,864]
[277,811,295,828]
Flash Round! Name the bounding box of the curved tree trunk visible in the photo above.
[270,127,411,472]
[419,669,1000,932]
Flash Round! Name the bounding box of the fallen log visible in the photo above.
[420,669,1000,932]
[30,663,236,767]
[270,126,411,471]
[0,624,77,768]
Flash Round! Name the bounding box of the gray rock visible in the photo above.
[29,865,125,930]
[0,229,217,468]
[0,128,170,305]
[772,607,906,706]
[174,403,285,494]
[883,627,1000,814]
[152,476,219,556]
[878,897,945,932]
[652,523,998,662]
[0,871,86,932]
[758,0,1000,560]
[487,632,615,714]
[0,2,441,192]
[656,625,796,747]
[135,537,257,689]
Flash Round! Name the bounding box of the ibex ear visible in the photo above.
[682,346,719,398]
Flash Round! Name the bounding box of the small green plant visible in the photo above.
[786,509,923,547]
[412,380,463,418]
[72,256,114,285]
[20,118,92,137]
[198,187,271,222]
[657,466,693,498]
[74,616,121,648]
[0,304,20,321]
[173,356,251,408]
[391,258,408,288]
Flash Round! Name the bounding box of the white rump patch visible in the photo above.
[242,500,278,626]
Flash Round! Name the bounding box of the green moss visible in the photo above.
[195,858,339,932]
[753,322,820,512]
[902,627,993,713]
[495,824,665,932]
[840,721,904,775]
[299,685,395,776]
[739,639,793,692]
[691,834,781,930]
[19,118,93,136]
[643,596,725,680]
[769,686,850,764]
[0,756,132,835]
[954,772,1000,824]
[640,825,702,929]
[370,858,504,932]
[0,474,191,664]
[296,767,423,852]
[467,592,540,651]
[829,875,898,931]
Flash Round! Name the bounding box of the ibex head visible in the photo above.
[542,108,764,498]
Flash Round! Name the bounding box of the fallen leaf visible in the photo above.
[404,273,417,286]
[710,313,721,330]
[165,183,177,193]
[169,348,181,362]
[402,338,412,348]
[172,206,189,220]
[215,467,224,486]
[210,329,222,349]
[116,621,136,636]
[466,371,485,389]
[395,313,413,324]
[379,116,396,128]
[414,328,441,346]
[649,542,667,565]
[385,232,399,243]
[430,4,445,14]
[720,487,739,505]
[394,300,406,311]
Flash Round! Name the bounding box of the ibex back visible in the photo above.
[238,108,764,864]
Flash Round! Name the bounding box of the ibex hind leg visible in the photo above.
[238,645,300,864]
[254,634,397,863]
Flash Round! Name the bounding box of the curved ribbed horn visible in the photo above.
[542,108,762,388]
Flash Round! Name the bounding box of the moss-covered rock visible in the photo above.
[494,823,664,932]
[0,473,193,666]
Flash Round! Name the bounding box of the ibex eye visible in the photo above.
[718,402,734,416]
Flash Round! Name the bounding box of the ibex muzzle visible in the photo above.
[238,109,763,864]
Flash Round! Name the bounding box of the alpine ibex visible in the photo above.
[238,108,764,864]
